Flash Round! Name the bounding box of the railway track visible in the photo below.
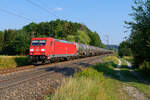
[0,65,34,74]
[0,55,108,100]
[0,55,103,75]
[0,55,102,80]
[0,56,100,88]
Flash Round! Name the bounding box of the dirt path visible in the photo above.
[115,59,123,79]
[119,59,149,100]
[117,59,122,68]
[125,60,132,68]
[125,60,150,86]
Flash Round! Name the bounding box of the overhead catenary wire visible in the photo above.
[35,0,67,20]
[0,8,33,21]
[25,0,59,19]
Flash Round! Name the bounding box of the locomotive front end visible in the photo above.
[29,38,49,64]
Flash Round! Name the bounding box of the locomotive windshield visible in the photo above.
[32,40,46,46]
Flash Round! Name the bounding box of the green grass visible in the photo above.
[46,68,130,100]
[120,58,128,66]
[103,56,119,65]
[120,57,150,99]
[119,67,150,99]
[123,56,133,64]
[45,68,103,100]
[119,58,130,69]
[45,56,150,100]
[45,56,131,100]
[123,56,150,88]
[0,55,30,70]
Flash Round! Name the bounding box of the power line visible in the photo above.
[37,0,67,20]
[25,0,59,19]
[104,35,109,45]
[0,8,33,21]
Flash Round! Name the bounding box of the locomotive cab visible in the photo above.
[29,38,54,64]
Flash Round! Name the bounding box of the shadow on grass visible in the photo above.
[120,65,132,69]
[40,61,145,85]
[14,57,30,67]
[39,59,150,99]
[135,70,150,83]
[35,59,149,87]
[89,61,150,86]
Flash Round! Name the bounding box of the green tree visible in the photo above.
[118,40,132,57]
[13,32,29,55]
[75,30,91,44]
[0,19,105,55]
[88,32,104,47]
[126,0,150,68]
[0,31,4,54]
[23,22,38,38]
[3,29,18,55]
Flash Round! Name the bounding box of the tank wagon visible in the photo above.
[29,37,112,64]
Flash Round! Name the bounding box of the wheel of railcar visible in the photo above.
[33,61,38,66]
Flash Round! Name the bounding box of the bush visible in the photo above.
[118,41,132,57]
[74,68,104,81]
[139,61,150,75]
[103,56,118,65]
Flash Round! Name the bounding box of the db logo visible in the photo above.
[36,49,39,51]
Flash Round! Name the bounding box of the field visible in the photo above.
[0,56,29,70]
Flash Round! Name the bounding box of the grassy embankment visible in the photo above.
[123,56,133,64]
[121,56,150,99]
[45,56,150,100]
[45,56,133,100]
[0,56,29,70]
[123,56,150,84]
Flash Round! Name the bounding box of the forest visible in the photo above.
[0,19,105,55]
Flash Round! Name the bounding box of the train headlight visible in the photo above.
[41,49,45,51]
[30,49,34,52]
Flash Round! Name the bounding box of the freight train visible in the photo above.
[29,37,112,64]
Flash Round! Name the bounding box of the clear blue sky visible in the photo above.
[0,0,133,45]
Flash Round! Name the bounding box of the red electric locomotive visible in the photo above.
[29,37,113,64]
[29,37,77,64]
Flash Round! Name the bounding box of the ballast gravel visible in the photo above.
[0,55,105,100]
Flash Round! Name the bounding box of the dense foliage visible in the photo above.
[0,19,105,55]
[124,0,150,73]
[118,41,132,57]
